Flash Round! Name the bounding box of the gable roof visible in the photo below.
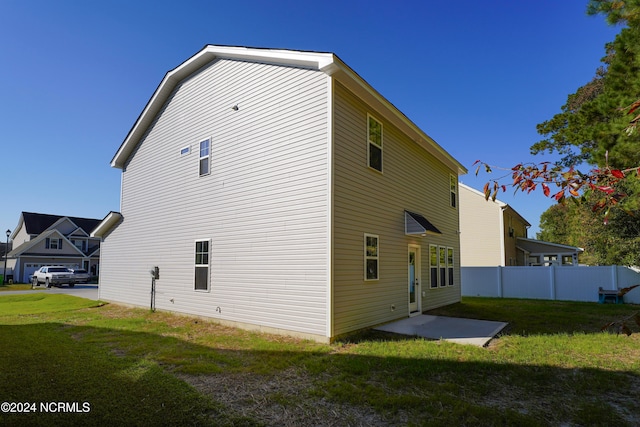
[111,44,466,176]
[459,183,531,227]
[8,229,86,258]
[18,212,102,237]
[516,237,584,254]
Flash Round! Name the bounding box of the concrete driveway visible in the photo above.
[0,284,100,301]
[374,314,507,347]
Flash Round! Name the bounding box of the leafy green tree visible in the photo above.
[476,1,640,218]
[475,2,640,266]
[532,1,640,168]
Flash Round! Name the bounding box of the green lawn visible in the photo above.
[0,283,34,291]
[0,294,639,426]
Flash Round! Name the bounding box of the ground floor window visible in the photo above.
[430,245,455,287]
[430,245,438,288]
[194,240,210,291]
[439,246,447,287]
[364,234,379,281]
[447,248,454,286]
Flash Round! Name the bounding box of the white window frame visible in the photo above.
[429,245,438,288]
[439,246,447,287]
[180,146,191,157]
[450,175,458,208]
[199,139,210,176]
[447,247,454,286]
[194,239,211,292]
[46,237,62,250]
[364,233,379,281]
[367,114,383,172]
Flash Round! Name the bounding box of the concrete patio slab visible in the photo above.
[374,315,508,347]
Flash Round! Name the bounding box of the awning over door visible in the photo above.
[405,210,441,236]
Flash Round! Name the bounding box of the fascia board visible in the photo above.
[111,45,466,178]
[9,229,56,256]
[111,45,335,169]
[46,217,77,234]
[9,229,84,257]
[68,227,90,237]
[460,183,507,207]
[91,212,123,238]
[87,247,100,257]
[9,214,25,241]
[517,237,584,253]
[329,56,467,176]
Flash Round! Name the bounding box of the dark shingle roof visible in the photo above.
[22,212,102,236]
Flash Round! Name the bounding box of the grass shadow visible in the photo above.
[1,300,639,426]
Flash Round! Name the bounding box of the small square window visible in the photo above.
[180,146,190,156]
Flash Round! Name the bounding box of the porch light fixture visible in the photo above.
[3,229,9,284]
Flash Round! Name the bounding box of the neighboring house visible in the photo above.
[517,238,584,267]
[7,212,102,283]
[93,45,467,342]
[459,183,583,267]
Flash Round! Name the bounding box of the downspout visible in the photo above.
[499,206,507,266]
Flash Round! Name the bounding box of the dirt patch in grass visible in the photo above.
[178,367,403,427]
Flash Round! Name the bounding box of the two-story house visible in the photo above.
[459,183,583,267]
[93,45,467,342]
[7,212,102,283]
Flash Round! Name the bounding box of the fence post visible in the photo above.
[612,265,618,291]
[497,266,503,298]
[549,265,556,300]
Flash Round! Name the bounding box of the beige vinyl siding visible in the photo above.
[458,184,505,266]
[502,208,529,265]
[332,82,461,336]
[100,58,330,337]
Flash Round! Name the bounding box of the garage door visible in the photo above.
[23,264,42,283]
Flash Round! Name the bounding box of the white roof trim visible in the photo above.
[68,227,90,238]
[111,46,335,169]
[459,183,531,227]
[111,45,466,175]
[459,183,507,208]
[516,237,584,253]
[8,229,85,258]
[91,212,123,238]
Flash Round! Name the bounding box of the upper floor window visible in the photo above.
[450,175,457,208]
[45,238,63,250]
[72,239,86,251]
[367,115,383,172]
[199,139,210,176]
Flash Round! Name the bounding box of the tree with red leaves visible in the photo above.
[478,1,640,228]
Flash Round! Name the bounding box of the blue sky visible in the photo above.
[0,0,621,237]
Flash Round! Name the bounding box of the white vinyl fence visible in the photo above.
[461,266,640,304]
